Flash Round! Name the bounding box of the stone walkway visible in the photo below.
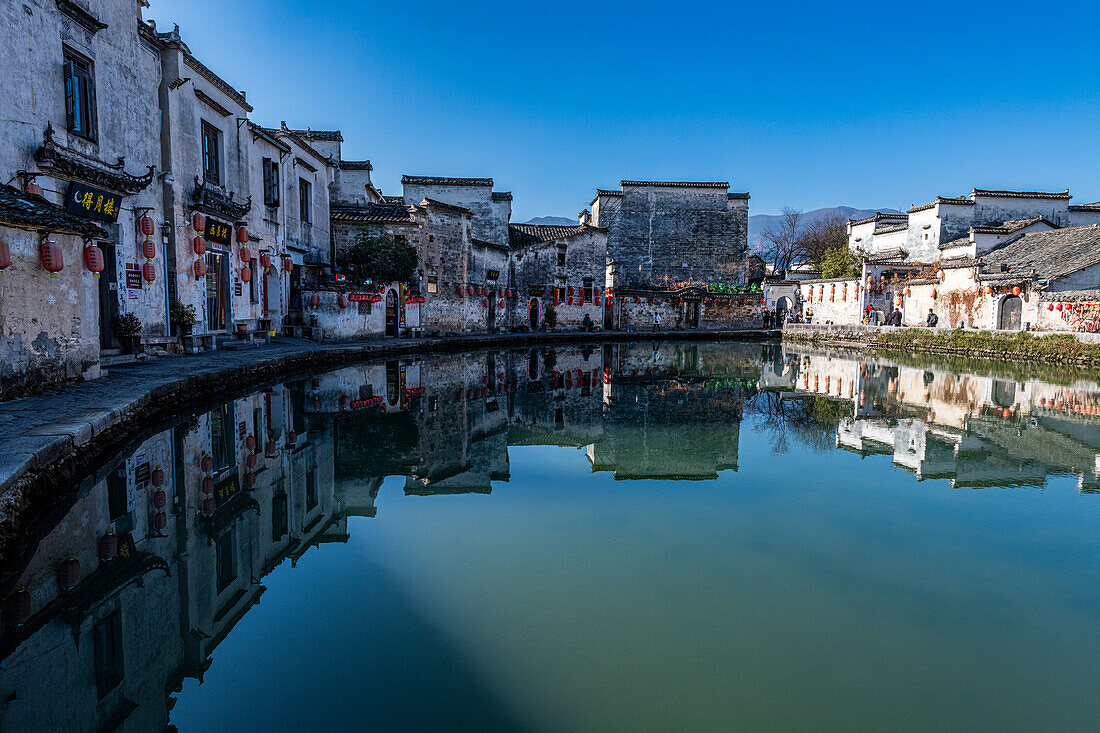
[0,329,776,503]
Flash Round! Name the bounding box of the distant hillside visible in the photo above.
[749,206,901,251]
[525,216,577,226]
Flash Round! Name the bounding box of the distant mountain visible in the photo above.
[524,216,577,226]
[749,206,902,251]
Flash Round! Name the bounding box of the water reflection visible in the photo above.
[2,340,1100,732]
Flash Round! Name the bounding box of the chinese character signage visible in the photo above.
[214,474,241,509]
[205,218,232,245]
[125,264,143,290]
[65,182,122,223]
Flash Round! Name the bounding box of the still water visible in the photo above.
[3,341,1100,732]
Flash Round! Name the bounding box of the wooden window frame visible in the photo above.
[298,178,312,224]
[201,121,221,185]
[63,48,97,141]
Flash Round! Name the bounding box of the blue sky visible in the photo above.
[147,0,1100,220]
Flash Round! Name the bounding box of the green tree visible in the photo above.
[818,245,861,278]
[341,231,418,286]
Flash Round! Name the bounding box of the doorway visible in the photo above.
[206,251,227,332]
[777,297,792,323]
[385,289,398,337]
[528,299,539,330]
[487,290,496,330]
[98,241,119,349]
[999,296,1023,330]
[684,300,700,328]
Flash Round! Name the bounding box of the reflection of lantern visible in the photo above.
[153,511,167,530]
[203,497,216,515]
[152,467,164,487]
[1013,285,1022,297]
[193,236,206,256]
[194,258,207,278]
[192,212,205,231]
[245,434,257,451]
[202,476,214,494]
[310,293,320,308]
[245,453,257,469]
[83,245,104,277]
[142,239,156,260]
[4,587,31,626]
[142,261,156,283]
[286,431,297,447]
[265,440,278,456]
[140,216,156,236]
[240,266,251,283]
[153,489,167,509]
[201,455,213,473]
[338,294,349,309]
[467,285,474,296]
[244,471,256,488]
[58,555,80,591]
[40,240,64,276]
[98,529,118,562]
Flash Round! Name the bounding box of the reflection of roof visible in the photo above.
[982,224,1100,281]
[0,184,108,238]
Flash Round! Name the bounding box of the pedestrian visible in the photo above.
[926,308,938,327]
[653,312,661,332]
[763,309,771,328]
[806,307,814,324]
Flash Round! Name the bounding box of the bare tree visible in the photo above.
[761,206,803,275]
[796,211,849,268]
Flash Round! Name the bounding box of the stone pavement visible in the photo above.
[0,328,776,514]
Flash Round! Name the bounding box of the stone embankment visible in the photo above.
[783,323,1100,366]
[0,328,776,556]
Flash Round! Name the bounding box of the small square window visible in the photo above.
[427,276,438,294]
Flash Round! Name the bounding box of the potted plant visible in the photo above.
[170,301,197,336]
[543,304,558,331]
[114,313,143,354]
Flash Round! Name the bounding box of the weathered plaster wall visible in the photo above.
[798,279,862,324]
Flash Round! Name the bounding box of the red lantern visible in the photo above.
[153,489,167,509]
[244,471,256,488]
[0,240,9,273]
[1012,286,1022,297]
[260,252,272,270]
[931,288,938,299]
[310,293,321,308]
[57,555,80,591]
[98,529,118,562]
[151,466,164,487]
[240,266,251,283]
[153,511,168,530]
[192,212,206,231]
[338,294,349,309]
[286,430,297,446]
[265,440,278,456]
[568,287,575,296]
[237,226,249,243]
[283,257,294,273]
[194,258,207,278]
[40,240,63,276]
[201,454,213,473]
[482,298,489,308]
[203,497,216,516]
[193,235,207,256]
[83,245,104,276]
[466,285,474,296]
[1047,303,1054,310]
[3,587,31,627]
[245,453,257,469]
[1056,303,1064,311]
[202,476,215,494]
[245,434,257,451]
[239,246,252,263]
[142,261,156,283]
[140,216,156,236]
[25,182,44,197]
[498,298,505,308]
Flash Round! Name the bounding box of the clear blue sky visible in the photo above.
[148,0,1100,220]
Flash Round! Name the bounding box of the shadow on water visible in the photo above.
[3,339,1100,731]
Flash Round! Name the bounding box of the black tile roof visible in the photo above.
[874,223,908,234]
[471,237,509,252]
[288,129,343,142]
[340,160,373,171]
[850,212,908,226]
[907,197,974,214]
[508,223,604,249]
[981,224,1100,281]
[381,195,404,205]
[0,184,107,239]
[620,181,729,188]
[972,188,1071,200]
[402,176,493,187]
[1069,202,1100,212]
[491,192,513,202]
[329,203,414,224]
[419,198,472,216]
[727,192,751,200]
[969,215,1058,234]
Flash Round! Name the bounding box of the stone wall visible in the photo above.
[402,180,509,248]
[615,291,762,331]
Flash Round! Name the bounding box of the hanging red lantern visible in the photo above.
[83,245,104,277]
[40,240,63,276]
[25,181,44,197]
[466,285,474,296]
[260,252,272,270]
[265,440,278,456]
[200,454,214,473]
[239,246,252,263]
[193,235,207,256]
[203,497,216,515]
[201,476,215,494]
[0,240,9,274]
[192,212,206,231]
[153,511,168,531]
[3,587,31,627]
[142,261,156,283]
[245,453,258,469]
[931,288,938,299]
[482,298,488,308]
[286,430,297,447]
[57,555,80,591]
[338,294,349,309]
[237,226,249,243]
[1047,303,1054,310]
[240,266,251,283]
[194,258,207,278]
[151,466,164,487]
[153,489,167,509]
[310,293,321,308]
[1056,303,1064,311]
[140,216,156,236]
[243,471,256,489]
[283,257,294,273]
[245,434,257,451]
[498,298,505,308]
[98,529,118,562]
[1012,286,1022,297]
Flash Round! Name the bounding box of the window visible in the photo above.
[216,529,236,593]
[263,158,280,207]
[557,249,566,267]
[427,276,438,294]
[210,402,235,471]
[305,470,317,511]
[93,610,124,698]
[201,122,221,185]
[249,259,258,302]
[107,467,127,521]
[272,492,288,541]
[299,178,312,224]
[64,50,97,140]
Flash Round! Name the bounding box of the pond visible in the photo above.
[3,340,1100,732]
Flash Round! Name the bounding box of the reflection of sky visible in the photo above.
[172,419,1100,733]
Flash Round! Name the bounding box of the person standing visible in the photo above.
[653,312,661,332]
[926,308,938,327]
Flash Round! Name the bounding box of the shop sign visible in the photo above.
[214,474,241,509]
[65,182,122,223]
[125,264,143,289]
[487,270,500,281]
[205,218,232,245]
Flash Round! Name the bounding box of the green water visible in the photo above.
[3,341,1100,732]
